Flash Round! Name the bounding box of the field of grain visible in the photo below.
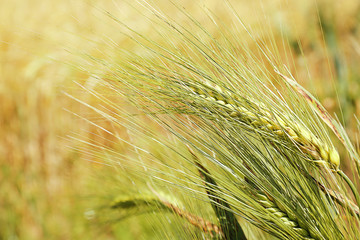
[1,0,360,239]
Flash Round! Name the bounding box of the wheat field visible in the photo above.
[1,0,360,239]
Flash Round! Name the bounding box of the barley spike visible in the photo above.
[184,81,340,170]
[255,193,315,239]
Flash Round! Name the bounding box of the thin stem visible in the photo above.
[338,170,360,210]
[312,176,359,217]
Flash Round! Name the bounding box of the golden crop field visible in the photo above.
[1,0,360,239]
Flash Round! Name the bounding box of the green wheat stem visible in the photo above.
[338,170,360,210]
[189,148,247,240]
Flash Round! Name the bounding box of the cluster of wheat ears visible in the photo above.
[73,1,360,239]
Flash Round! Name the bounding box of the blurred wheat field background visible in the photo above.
[1,0,360,239]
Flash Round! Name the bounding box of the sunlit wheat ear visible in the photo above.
[185,78,360,210]
[275,71,360,208]
[184,80,339,169]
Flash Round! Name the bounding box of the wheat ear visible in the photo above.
[186,82,360,208]
[184,81,340,170]
[110,195,223,237]
[255,192,315,240]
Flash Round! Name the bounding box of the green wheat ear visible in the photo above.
[276,71,360,207]
[255,193,315,240]
[184,80,339,169]
[185,78,360,209]
[110,194,223,237]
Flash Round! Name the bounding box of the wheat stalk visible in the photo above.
[190,147,247,240]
